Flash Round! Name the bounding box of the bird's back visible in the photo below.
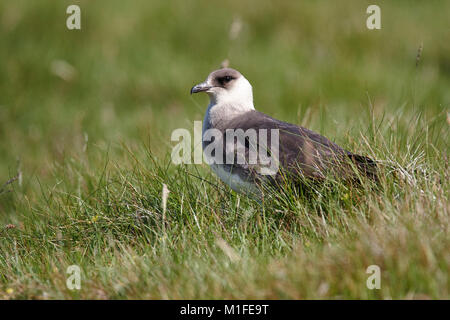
[215,110,377,186]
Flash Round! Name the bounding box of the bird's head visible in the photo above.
[191,68,254,108]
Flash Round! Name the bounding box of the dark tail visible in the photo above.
[348,153,379,183]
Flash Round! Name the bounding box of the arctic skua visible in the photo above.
[191,68,377,194]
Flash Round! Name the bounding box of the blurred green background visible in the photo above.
[0,0,448,182]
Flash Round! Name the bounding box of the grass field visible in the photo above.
[0,0,449,299]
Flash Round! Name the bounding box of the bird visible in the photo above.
[190,68,377,195]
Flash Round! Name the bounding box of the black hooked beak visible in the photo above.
[190,81,212,94]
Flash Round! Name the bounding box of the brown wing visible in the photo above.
[222,110,343,173]
[213,110,377,186]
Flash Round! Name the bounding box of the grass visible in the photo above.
[0,0,449,299]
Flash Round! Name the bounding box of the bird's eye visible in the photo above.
[221,76,233,83]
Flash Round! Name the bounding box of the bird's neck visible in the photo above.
[203,100,254,132]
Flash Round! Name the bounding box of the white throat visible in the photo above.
[203,77,255,131]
